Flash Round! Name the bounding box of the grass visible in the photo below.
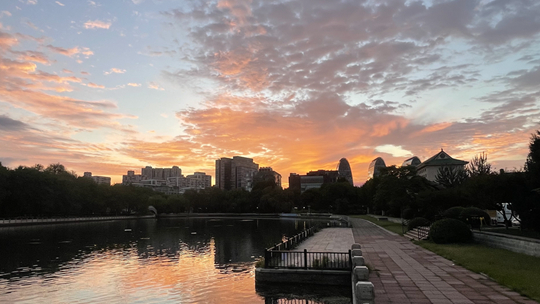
[416,241,540,302]
[357,215,540,301]
[350,215,405,235]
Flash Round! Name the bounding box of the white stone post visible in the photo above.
[355,281,375,304]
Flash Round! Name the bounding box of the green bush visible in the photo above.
[402,208,415,220]
[460,207,491,227]
[442,206,465,219]
[429,218,472,244]
[407,217,430,230]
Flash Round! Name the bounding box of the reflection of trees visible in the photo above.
[0,218,327,280]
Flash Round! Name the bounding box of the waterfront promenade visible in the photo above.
[306,218,538,304]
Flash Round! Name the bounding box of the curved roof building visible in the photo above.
[402,156,421,167]
[367,157,386,179]
[337,158,353,185]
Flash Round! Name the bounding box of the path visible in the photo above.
[294,227,354,252]
[350,218,538,304]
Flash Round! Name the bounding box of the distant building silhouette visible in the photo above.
[289,158,352,192]
[401,156,421,167]
[288,173,301,190]
[215,156,259,191]
[83,172,111,185]
[416,149,468,182]
[254,167,282,188]
[337,158,353,185]
[141,165,181,180]
[122,170,142,184]
[367,157,386,179]
[122,166,210,194]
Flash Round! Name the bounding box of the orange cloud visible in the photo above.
[371,119,409,137]
[415,122,453,136]
[148,82,164,90]
[46,45,93,57]
[104,68,126,75]
[84,20,112,29]
[87,82,105,88]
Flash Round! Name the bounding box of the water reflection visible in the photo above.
[0,217,350,303]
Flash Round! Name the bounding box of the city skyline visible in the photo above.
[1,0,539,186]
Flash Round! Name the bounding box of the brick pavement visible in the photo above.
[294,227,355,252]
[350,218,538,304]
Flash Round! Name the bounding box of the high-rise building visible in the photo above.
[367,157,386,179]
[337,158,353,185]
[215,156,259,191]
[402,156,421,167]
[83,172,111,185]
[186,172,212,189]
[122,170,142,184]
[254,167,282,188]
[288,173,301,190]
[215,158,233,190]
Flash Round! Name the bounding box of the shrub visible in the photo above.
[442,206,465,219]
[407,217,430,230]
[429,218,472,244]
[255,258,265,268]
[402,208,415,220]
[460,207,491,227]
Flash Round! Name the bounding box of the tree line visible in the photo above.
[359,131,540,232]
[1,131,539,232]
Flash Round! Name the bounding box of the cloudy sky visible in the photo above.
[0,0,539,186]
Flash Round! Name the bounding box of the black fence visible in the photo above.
[264,249,352,270]
[267,226,317,251]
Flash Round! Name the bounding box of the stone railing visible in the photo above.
[351,243,375,304]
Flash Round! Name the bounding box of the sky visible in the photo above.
[0,0,539,186]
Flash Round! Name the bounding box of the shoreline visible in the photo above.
[0,213,343,227]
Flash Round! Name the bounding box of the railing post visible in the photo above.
[349,249,352,270]
[265,250,269,268]
[304,249,308,270]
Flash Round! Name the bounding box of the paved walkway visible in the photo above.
[349,218,538,304]
[295,227,355,252]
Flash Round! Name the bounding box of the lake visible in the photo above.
[0,217,351,303]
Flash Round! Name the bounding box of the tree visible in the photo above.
[373,166,431,217]
[435,166,468,188]
[467,152,492,177]
[525,130,540,188]
[44,163,67,175]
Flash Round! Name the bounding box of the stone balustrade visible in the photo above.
[351,243,375,304]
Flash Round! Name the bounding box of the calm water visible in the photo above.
[0,217,351,303]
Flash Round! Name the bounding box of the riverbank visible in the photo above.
[0,213,349,227]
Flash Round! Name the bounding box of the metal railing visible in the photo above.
[266,226,318,251]
[265,249,352,270]
[416,226,430,240]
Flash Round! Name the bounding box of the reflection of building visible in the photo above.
[83,172,111,185]
[215,156,259,191]
[367,157,386,179]
[254,167,282,188]
[416,149,468,182]
[337,158,353,185]
[401,156,421,167]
